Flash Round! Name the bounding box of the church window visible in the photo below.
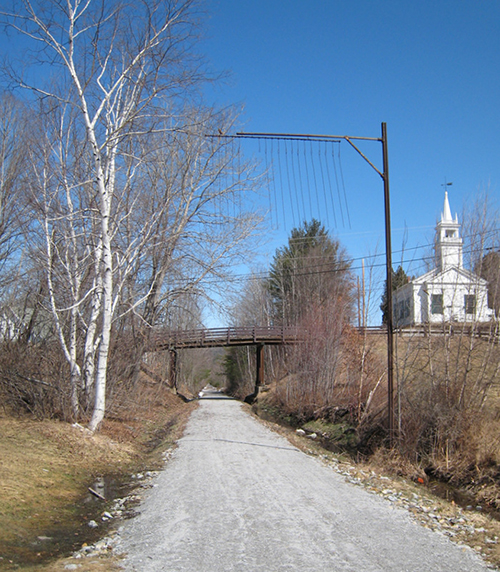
[431,294,443,314]
[464,295,476,315]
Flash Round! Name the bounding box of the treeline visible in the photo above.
[0,1,264,429]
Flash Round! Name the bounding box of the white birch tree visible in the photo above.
[2,0,263,430]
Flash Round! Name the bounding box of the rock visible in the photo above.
[87,520,98,528]
[296,429,306,435]
[305,432,317,439]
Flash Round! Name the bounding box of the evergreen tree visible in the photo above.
[380,265,409,325]
[479,250,500,315]
[267,219,353,325]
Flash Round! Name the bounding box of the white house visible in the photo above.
[393,192,493,327]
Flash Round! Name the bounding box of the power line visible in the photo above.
[163,238,500,289]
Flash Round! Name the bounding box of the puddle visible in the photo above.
[428,479,500,521]
[84,475,130,504]
[2,474,135,569]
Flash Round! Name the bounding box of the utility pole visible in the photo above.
[362,259,366,329]
[381,123,394,444]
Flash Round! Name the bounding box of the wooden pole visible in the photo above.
[381,122,395,445]
[362,259,366,329]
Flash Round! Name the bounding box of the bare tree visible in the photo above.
[119,106,263,380]
[0,93,28,285]
[2,0,263,429]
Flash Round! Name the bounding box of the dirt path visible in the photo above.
[117,394,490,571]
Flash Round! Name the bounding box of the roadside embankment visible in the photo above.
[0,386,196,571]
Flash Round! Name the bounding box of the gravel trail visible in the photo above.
[118,394,490,571]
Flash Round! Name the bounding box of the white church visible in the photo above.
[393,192,493,327]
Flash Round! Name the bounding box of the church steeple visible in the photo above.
[442,191,454,222]
[435,191,463,271]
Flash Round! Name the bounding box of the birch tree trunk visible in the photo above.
[3,0,265,429]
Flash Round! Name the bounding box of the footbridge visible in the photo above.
[147,326,301,402]
[149,325,301,350]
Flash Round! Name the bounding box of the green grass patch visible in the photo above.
[302,419,358,450]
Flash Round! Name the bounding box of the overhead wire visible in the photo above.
[323,143,339,227]
[289,140,302,222]
[283,140,297,226]
[302,141,314,217]
[296,140,310,217]
[309,140,326,226]
[337,144,351,228]
[205,134,498,291]
[330,143,345,227]
[162,228,500,290]
[318,142,336,227]
[265,140,276,228]
[276,140,288,227]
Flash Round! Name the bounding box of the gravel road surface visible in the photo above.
[118,393,490,571]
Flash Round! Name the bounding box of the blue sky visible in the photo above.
[2,1,498,325]
[199,0,500,320]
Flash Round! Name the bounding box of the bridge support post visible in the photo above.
[245,343,265,404]
[256,343,264,389]
[169,350,177,393]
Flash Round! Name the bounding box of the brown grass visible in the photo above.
[0,384,196,571]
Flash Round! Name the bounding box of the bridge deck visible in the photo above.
[146,323,498,352]
[150,326,301,350]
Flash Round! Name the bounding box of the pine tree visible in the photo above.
[380,265,409,324]
[479,250,500,315]
[267,219,353,325]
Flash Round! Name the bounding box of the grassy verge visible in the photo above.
[0,386,196,571]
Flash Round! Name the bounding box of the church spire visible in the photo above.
[442,191,453,222]
[435,192,463,271]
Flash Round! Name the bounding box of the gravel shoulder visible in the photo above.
[116,394,492,572]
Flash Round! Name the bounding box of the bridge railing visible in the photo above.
[150,325,302,349]
[145,323,498,351]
